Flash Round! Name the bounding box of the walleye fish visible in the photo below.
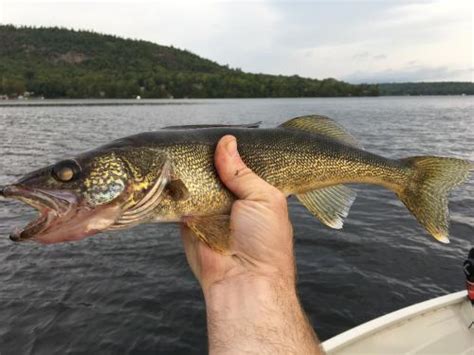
[0,115,471,251]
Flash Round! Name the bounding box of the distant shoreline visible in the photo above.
[2,26,473,100]
[0,95,471,108]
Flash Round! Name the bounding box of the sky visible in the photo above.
[1,0,472,83]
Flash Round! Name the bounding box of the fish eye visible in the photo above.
[52,160,81,182]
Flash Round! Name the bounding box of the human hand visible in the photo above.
[181,135,321,354]
[180,134,295,293]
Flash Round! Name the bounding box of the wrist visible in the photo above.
[204,272,298,320]
[203,274,320,354]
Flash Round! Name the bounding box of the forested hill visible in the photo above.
[378,82,474,96]
[0,25,378,99]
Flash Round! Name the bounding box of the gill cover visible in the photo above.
[82,154,127,205]
[110,150,190,229]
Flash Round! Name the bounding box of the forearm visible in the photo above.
[204,274,322,355]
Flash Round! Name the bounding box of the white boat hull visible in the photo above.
[322,291,474,354]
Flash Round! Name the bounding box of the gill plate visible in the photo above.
[110,160,172,229]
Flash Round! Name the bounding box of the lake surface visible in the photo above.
[0,97,473,354]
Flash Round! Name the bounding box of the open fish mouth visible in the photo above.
[1,184,123,243]
[0,185,78,242]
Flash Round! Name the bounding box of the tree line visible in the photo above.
[378,82,474,96]
[0,25,378,99]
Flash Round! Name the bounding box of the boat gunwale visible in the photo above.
[322,290,469,353]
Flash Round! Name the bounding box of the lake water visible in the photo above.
[0,97,473,354]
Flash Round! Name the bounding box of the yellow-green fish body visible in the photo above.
[1,115,471,250]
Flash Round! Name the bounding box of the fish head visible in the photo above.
[1,150,133,243]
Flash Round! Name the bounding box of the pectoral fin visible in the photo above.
[296,185,356,229]
[166,178,190,200]
[185,215,231,253]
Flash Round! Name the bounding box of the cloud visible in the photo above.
[352,51,370,60]
[264,0,472,81]
[373,54,387,60]
[1,0,472,82]
[351,52,386,61]
[343,65,473,84]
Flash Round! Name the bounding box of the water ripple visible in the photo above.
[0,96,472,353]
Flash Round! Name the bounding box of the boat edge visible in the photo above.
[322,290,468,353]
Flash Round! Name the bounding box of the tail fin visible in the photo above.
[398,157,472,243]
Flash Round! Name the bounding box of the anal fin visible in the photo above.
[296,185,356,229]
[185,215,231,254]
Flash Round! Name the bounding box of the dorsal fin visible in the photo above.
[162,122,261,129]
[280,115,362,148]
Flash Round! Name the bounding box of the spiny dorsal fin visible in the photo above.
[163,122,261,129]
[280,115,362,148]
[296,185,356,229]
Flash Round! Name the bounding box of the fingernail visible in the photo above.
[225,137,238,157]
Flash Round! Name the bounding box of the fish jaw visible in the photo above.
[1,184,122,244]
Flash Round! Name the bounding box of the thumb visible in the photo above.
[214,135,276,200]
